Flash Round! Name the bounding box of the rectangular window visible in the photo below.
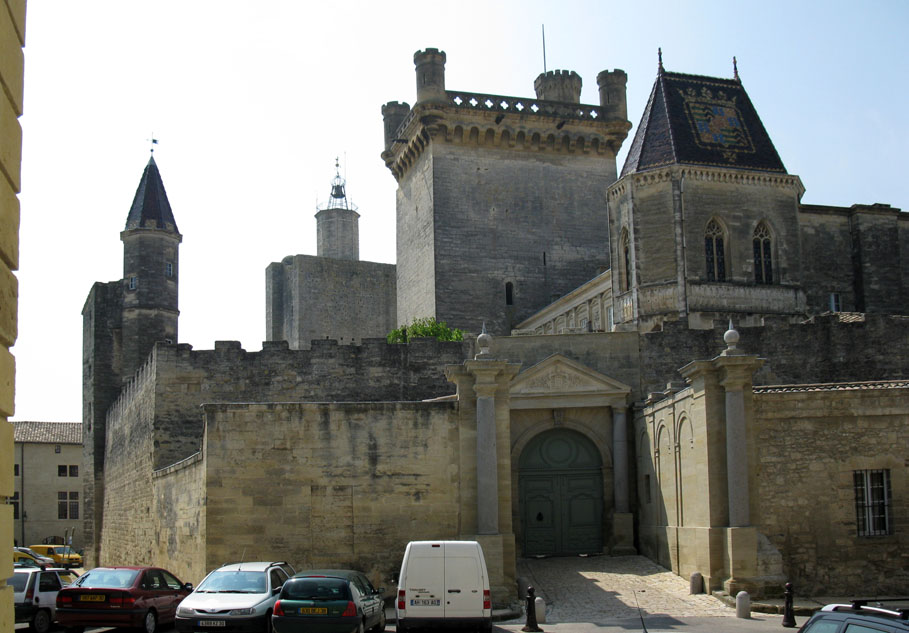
[14,463,18,476]
[69,492,79,520]
[54,445,61,454]
[129,276,137,290]
[58,491,68,519]
[854,469,891,536]
[607,306,615,332]
[58,465,67,477]
[69,465,78,477]
[829,292,842,312]
[166,262,173,277]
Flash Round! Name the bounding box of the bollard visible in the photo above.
[521,586,543,632]
[535,595,546,624]
[735,591,751,619]
[781,582,796,628]
[689,572,703,594]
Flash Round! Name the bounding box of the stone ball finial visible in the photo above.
[476,322,492,358]
[724,318,740,353]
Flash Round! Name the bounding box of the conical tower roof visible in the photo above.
[621,68,786,177]
[125,155,179,232]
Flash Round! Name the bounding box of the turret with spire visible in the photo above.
[120,154,182,380]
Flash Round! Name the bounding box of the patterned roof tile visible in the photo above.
[13,421,82,444]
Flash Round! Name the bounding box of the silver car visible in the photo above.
[176,561,294,633]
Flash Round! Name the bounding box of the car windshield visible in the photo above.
[7,573,29,592]
[197,571,267,594]
[76,568,139,588]
[282,578,350,601]
[60,546,78,555]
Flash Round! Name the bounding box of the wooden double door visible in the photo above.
[519,429,604,556]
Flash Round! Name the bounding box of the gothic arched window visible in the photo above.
[704,219,726,282]
[753,222,773,284]
[505,282,514,305]
[620,229,631,292]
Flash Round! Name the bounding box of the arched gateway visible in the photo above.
[519,429,603,556]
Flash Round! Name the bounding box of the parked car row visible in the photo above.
[12,544,82,569]
[10,539,493,633]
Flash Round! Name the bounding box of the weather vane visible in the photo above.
[147,134,159,154]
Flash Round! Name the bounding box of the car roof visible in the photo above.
[293,569,363,580]
[216,561,287,572]
[815,604,909,629]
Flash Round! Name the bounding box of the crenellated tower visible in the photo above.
[382,49,631,334]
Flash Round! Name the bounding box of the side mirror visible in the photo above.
[273,586,282,595]
[184,583,193,592]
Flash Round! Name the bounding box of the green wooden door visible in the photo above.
[519,429,604,556]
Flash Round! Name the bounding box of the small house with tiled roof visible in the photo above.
[12,421,83,548]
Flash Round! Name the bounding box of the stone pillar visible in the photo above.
[612,406,629,513]
[611,403,636,554]
[474,374,499,534]
[723,380,748,526]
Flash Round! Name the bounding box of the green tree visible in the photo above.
[387,317,464,343]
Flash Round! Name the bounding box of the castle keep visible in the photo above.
[84,49,909,603]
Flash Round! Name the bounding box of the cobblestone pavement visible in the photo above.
[509,555,738,624]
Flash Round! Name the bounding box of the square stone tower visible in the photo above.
[382,49,631,334]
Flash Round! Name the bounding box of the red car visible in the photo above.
[56,566,193,633]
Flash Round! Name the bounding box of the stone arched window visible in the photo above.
[505,281,514,306]
[704,219,726,282]
[753,222,773,284]
[620,229,631,292]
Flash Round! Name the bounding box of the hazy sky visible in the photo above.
[13,1,909,421]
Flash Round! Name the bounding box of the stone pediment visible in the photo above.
[509,354,631,410]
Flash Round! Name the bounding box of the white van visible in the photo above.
[396,540,492,632]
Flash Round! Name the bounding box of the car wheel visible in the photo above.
[142,609,157,633]
[30,609,51,633]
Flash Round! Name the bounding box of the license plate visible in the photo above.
[299,608,328,615]
[79,595,106,602]
[410,599,440,606]
[198,621,226,627]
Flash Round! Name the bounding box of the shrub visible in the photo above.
[387,317,464,343]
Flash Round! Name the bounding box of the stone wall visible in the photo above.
[0,2,25,627]
[98,355,158,567]
[201,401,461,595]
[637,315,909,396]
[152,454,205,585]
[148,337,468,469]
[395,151,437,328]
[752,383,909,595]
[265,255,396,350]
[82,281,124,567]
[429,144,614,335]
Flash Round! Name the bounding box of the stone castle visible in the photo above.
[83,49,909,602]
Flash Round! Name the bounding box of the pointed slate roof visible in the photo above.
[125,155,179,232]
[621,70,786,177]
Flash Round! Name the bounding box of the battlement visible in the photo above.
[534,70,582,103]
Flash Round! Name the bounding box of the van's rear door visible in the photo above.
[404,544,445,618]
[443,543,482,619]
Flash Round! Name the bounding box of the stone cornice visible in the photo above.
[384,92,631,181]
[607,165,805,200]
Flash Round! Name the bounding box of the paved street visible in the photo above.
[493,555,794,632]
